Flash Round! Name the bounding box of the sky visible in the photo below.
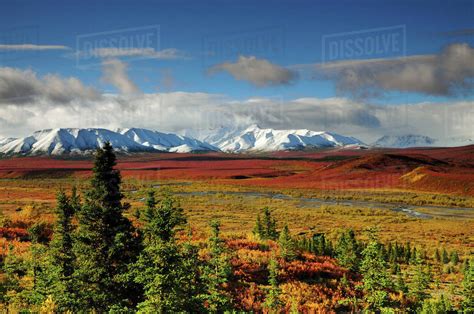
[0,0,473,142]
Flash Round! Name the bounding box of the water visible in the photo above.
[173,190,473,219]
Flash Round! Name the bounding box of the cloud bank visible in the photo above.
[312,43,474,97]
[0,67,100,105]
[0,89,472,144]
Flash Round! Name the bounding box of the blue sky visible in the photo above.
[0,0,473,140]
[1,0,473,101]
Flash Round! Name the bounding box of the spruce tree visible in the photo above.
[278,224,297,261]
[200,220,232,312]
[264,257,281,311]
[133,191,202,312]
[47,190,78,311]
[441,248,449,264]
[359,231,391,310]
[335,229,359,271]
[252,214,264,238]
[461,259,474,312]
[73,142,142,311]
[450,251,459,265]
[404,242,411,264]
[395,267,408,294]
[262,207,278,240]
[409,255,432,306]
[434,248,441,263]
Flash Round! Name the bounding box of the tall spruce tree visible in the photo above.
[134,191,202,313]
[48,190,78,311]
[73,142,142,311]
[200,220,232,312]
[359,230,391,310]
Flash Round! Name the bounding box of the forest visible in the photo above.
[1,143,473,313]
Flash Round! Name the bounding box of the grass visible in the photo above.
[1,177,472,257]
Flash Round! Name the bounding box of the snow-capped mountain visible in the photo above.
[373,135,436,148]
[194,125,365,152]
[0,128,153,156]
[118,128,217,153]
[0,128,220,156]
[436,136,474,147]
[0,137,16,146]
[373,134,474,148]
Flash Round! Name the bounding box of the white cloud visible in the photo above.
[101,58,140,94]
[0,44,70,51]
[209,55,297,87]
[307,43,474,97]
[79,47,189,60]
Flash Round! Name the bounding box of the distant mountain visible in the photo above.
[436,136,474,147]
[373,134,474,148]
[373,135,437,148]
[194,124,366,152]
[117,128,217,153]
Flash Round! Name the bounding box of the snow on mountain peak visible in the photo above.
[118,127,217,152]
[199,125,366,152]
[373,134,437,148]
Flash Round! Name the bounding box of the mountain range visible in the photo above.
[0,127,472,156]
[372,134,474,148]
[0,126,366,156]
[188,125,365,153]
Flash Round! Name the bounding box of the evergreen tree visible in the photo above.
[278,224,297,261]
[252,214,264,238]
[73,142,142,311]
[264,257,281,312]
[133,191,202,313]
[200,220,232,312]
[462,259,474,312]
[359,231,391,310]
[450,251,459,265]
[434,248,441,263]
[441,248,449,264]
[404,242,411,264]
[409,255,432,306]
[335,229,359,271]
[46,190,78,311]
[395,267,408,294]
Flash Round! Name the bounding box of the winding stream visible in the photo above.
[172,190,473,219]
